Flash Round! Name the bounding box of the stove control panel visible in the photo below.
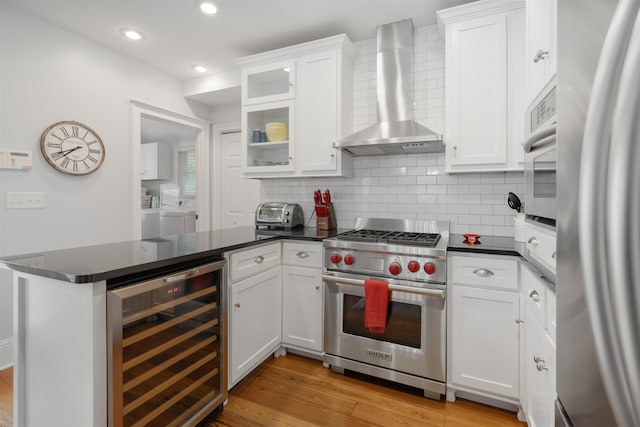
[325,249,446,284]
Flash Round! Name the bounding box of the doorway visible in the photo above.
[211,123,261,229]
[131,101,211,238]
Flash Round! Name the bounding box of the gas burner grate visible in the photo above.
[338,229,441,247]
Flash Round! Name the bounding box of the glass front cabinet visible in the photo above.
[242,100,295,173]
[242,60,295,105]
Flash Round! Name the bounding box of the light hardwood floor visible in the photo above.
[0,355,526,427]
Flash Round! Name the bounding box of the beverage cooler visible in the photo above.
[107,260,227,427]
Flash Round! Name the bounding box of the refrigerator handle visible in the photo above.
[579,0,640,426]
[608,7,640,424]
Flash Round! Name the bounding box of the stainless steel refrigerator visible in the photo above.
[557,0,640,426]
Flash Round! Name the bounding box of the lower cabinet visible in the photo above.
[523,304,555,427]
[229,266,282,387]
[282,265,323,353]
[521,264,556,427]
[281,241,324,354]
[227,240,323,389]
[450,285,521,398]
[447,254,523,417]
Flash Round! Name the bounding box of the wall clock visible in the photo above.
[40,120,105,175]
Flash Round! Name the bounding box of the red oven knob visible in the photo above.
[330,253,342,264]
[389,262,402,276]
[344,254,355,265]
[407,261,420,273]
[424,262,436,275]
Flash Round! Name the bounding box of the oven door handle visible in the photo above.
[322,274,445,299]
[523,124,556,153]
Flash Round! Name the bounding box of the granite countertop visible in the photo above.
[0,226,348,286]
[447,234,525,257]
[2,226,536,287]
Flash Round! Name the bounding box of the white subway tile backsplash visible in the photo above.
[259,24,524,235]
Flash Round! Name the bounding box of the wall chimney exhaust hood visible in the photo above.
[334,19,444,156]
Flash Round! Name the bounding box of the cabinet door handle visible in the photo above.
[533,355,545,363]
[533,49,549,63]
[296,251,310,258]
[472,268,494,277]
[254,256,264,264]
[289,82,294,87]
[529,290,540,302]
[552,251,557,259]
[528,236,539,246]
[536,362,549,371]
[515,319,525,324]
[315,285,320,290]
[234,303,240,308]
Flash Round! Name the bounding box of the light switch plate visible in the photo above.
[6,192,45,209]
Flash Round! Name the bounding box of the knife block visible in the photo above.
[316,204,337,230]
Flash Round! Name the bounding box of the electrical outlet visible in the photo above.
[6,192,45,209]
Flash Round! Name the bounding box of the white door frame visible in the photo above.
[211,122,240,231]
[130,100,212,238]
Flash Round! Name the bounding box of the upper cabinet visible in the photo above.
[237,35,355,178]
[438,0,526,173]
[525,0,557,106]
[242,60,295,105]
[140,142,171,180]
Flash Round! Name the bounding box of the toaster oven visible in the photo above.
[255,202,304,229]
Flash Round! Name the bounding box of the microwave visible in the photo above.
[524,76,557,226]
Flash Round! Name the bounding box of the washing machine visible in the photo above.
[159,210,196,236]
[141,209,160,239]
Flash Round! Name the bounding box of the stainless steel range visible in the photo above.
[322,218,448,399]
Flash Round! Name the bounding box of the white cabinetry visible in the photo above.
[438,0,526,173]
[237,35,355,178]
[525,0,557,105]
[140,142,171,180]
[521,264,556,427]
[227,242,282,388]
[282,241,323,354]
[447,254,523,414]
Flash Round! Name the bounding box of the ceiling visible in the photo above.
[7,0,475,88]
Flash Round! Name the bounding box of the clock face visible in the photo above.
[40,121,105,175]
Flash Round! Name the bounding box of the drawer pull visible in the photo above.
[296,251,310,258]
[533,355,545,363]
[536,362,549,372]
[528,236,539,246]
[254,256,264,264]
[529,290,540,302]
[472,268,495,277]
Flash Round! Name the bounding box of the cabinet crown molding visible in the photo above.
[437,0,525,35]
[236,34,355,68]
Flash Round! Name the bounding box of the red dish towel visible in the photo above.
[364,279,390,333]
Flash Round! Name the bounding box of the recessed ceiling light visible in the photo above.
[119,28,146,41]
[192,64,208,73]
[199,1,217,15]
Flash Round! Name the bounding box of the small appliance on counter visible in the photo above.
[314,189,337,230]
[255,202,304,229]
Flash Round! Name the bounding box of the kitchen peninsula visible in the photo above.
[0,227,339,427]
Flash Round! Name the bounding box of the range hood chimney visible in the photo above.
[334,19,444,156]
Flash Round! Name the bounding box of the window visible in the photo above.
[178,149,196,196]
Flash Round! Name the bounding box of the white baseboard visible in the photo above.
[0,338,13,370]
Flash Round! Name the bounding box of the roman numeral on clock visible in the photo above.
[60,127,70,137]
[60,157,70,168]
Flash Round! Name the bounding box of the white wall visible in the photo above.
[0,3,211,367]
[260,24,523,235]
